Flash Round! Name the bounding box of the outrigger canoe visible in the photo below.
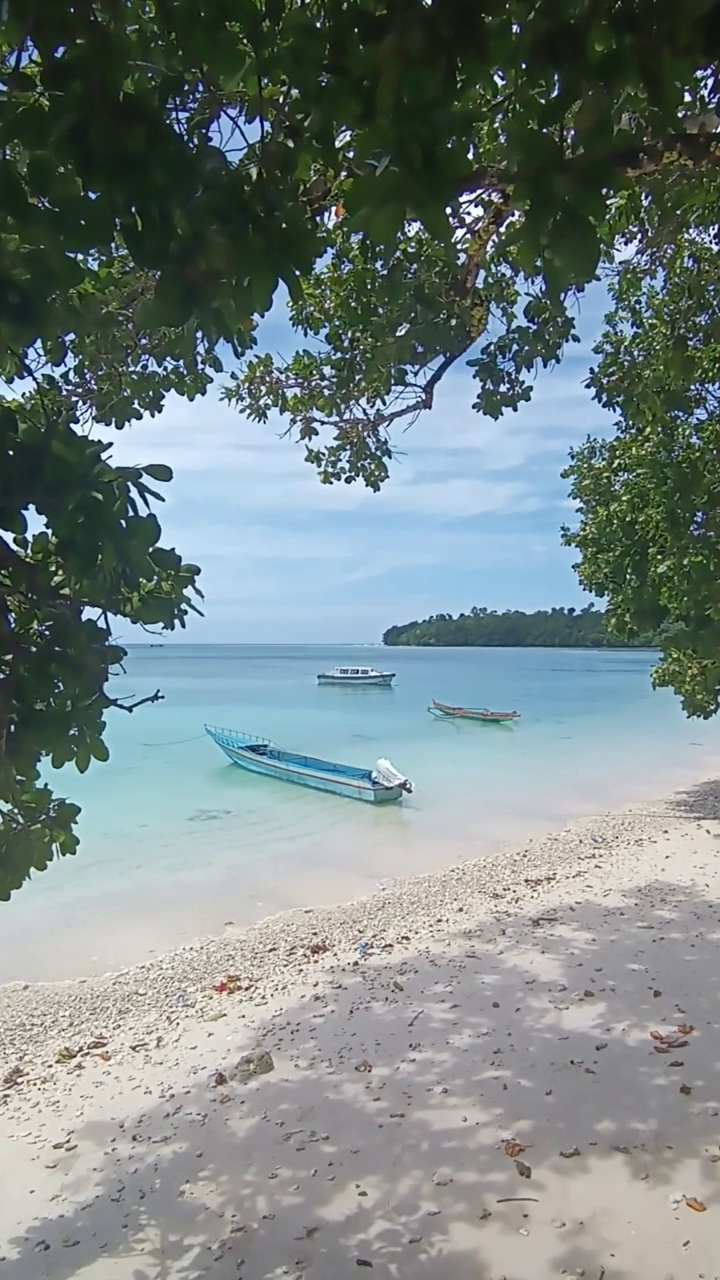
[428,699,520,724]
[205,725,413,803]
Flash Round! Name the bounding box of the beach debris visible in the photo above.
[502,1139,526,1158]
[213,973,254,994]
[293,1226,320,1241]
[559,1146,581,1159]
[653,989,662,998]
[358,941,370,958]
[650,1030,689,1050]
[55,1046,81,1064]
[679,1083,692,1096]
[496,1197,539,1204]
[34,1241,51,1253]
[514,1159,532,1179]
[356,1260,373,1268]
[174,991,189,1006]
[408,1235,423,1244]
[86,1036,108,1050]
[684,1195,707,1212]
[677,1023,695,1037]
[477,1209,492,1221]
[552,1219,567,1229]
[305,940,329,958]
[212,1071,228,1088]
[392,979,404,992]
[2,1064,26,1089]
[432,1172,452,1186]
[582,989,595,999]
[408,1009,423,1028]
[204,1012,227,1023]
[355,1059,373,1073]
[230,1049,275,1083]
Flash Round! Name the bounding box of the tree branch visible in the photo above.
[105,689,164,713]
[458,130,720,197]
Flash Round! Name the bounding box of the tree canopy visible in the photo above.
[3,1,720,894]
[562,167,720,718]
[3,1,719,376]
[383,604,654,649]
[0,257,210,898]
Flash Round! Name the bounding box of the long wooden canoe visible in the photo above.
[429,699,520,724]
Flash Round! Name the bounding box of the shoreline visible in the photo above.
[5,727,717,983]
[1,771,717,1058]
[2,775,720,1278]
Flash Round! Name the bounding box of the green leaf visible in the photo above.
[546,211,601,285]
[89,738,110,763]
[142,463,174,483]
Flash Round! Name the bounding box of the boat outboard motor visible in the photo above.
[371,758,414,793]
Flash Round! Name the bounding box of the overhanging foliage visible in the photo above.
[4,1,720,894]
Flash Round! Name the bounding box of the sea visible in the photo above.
[2,643,720,982]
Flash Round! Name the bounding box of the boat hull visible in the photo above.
[205,726,405,803]
[317,673,395,687]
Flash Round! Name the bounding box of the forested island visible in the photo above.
[383,606,655,648]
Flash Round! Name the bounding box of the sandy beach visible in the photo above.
[2,777,720,1279]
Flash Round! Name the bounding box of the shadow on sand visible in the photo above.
[4,789,720,1279]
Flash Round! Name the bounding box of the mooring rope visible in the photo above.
[139,733,207,747]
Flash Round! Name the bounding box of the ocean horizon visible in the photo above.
[2,642,719,983]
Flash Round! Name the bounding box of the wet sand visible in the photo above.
[1,777,719,1278]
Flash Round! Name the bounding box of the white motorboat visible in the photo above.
[317,665,396,687]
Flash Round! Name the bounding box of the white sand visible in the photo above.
[1,778,720,1278]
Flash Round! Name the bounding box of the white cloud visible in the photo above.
[95,286,611,638]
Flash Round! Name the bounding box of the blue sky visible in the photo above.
[109,284,614,643]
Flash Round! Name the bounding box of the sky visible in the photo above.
[108,285,615,644]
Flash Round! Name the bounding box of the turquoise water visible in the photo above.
[2,644,720,981]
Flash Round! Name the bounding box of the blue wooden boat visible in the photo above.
[205,725,413,804]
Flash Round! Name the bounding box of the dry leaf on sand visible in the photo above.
[503,1140,526,1158]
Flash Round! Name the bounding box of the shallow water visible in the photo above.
[2,644,719,981]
